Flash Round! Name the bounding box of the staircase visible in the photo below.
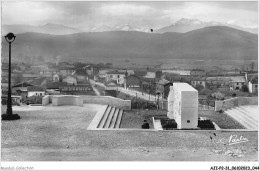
[225,105,258,130]
[88,105,123,129]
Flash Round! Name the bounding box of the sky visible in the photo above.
[1,1,258,30]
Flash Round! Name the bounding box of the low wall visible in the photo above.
[215,97,258,111]
[81,95,131,110]
[42,95,50,106]
[52,95,83,107]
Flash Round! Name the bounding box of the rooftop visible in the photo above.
[107,70,126,75]
[73,68,88,76]
[27,86,45,92]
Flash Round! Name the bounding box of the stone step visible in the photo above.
[97,105,112,128]
[234,106,258,121]
[238,106,259,119]
[231,108,258,128]
[103,107,115,128]
[114,109,123,128]
[228,108,258,129]
[225,110,252,129]
[109,108,120,129]
[225,110,257,129]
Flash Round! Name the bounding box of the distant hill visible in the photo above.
[1,26,257,65]
[155,18,258,34]
[2,23,83,35]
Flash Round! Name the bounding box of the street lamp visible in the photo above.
[2,32,20,120]
[156,92,160,109]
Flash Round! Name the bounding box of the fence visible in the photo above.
[1,96,21,106]
[198,99,215,110]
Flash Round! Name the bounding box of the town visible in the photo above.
[2,60,258,105]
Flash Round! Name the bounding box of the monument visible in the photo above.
[167,83,198,129]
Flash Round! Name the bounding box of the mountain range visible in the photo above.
[1,26,257,65]
[2,23,83,35]
[155,18,258,34]
[2,18,258,35]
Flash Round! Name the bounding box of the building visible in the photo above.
[106,71,126,85]
[248,76,258,93]
[190,69,206,76]
[39,68,59,78]
[27,77,47,88]
[230,76,247,90]
[59,67,75,77]
[190,77,206,88]
[59,84,95,95]
[12,82,34,99]
[27,86,45,97]
[124,75,142,88]
[53,73,62,82]
[72,68,88,81]
[46,81,68,94]
[63,75,77,85]
[21,73,40,82]
[224,69,241,75]
[206,77,231,88]
[162,69,191,76]
[31,65,48,73]
[98,69,114,78]
[156,79,172,99]
[144,69,157,78]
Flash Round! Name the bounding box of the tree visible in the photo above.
[211,92,225,100]
[195,84,204,91]
[241,85,249,92]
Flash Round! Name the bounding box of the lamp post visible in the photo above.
[156,92,160,109]
[2,32,20,120]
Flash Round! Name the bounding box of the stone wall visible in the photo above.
[81,95,131,110]
[42,95,50,106]
[52,95,83,107]
[215,97,258,111]
[42,94,131,110]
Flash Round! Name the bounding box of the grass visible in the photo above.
[120,109,167,129]
[199,110,245,129]
[120,109,246,129]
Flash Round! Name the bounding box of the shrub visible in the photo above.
[241,85,249,92]
[198,120,215,129]
[161,119,177,129]
[211,92,225,100]
[131,101,157,109]
[195,84,204,91]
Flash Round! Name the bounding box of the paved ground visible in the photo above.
[1,105,258,161]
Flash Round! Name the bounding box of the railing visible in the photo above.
[198,99,215,110]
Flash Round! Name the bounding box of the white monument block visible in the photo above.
[168,83,198,129]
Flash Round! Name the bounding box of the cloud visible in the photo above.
[1,1,258,30]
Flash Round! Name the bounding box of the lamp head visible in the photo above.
[5,32,16,43]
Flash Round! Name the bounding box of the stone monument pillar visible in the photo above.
[174,83,198,129]
[167,86,174,119]
[168,83,198,129]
